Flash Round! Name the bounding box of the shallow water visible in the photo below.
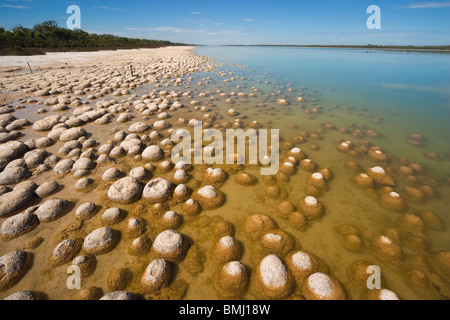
[1,46,449,300]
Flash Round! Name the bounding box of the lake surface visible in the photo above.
[196,46,450,177]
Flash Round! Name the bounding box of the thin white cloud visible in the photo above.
[242,18,255,22]
[126,27,207,34]
[92,6,119,11]
[190,12,201,15]
[405,1,450,8]
[0,4,28,8]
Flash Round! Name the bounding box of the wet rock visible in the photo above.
[35,199,69,223]
[49,238,83,266]
[73,170,90,178]
[109,146,126,158]
[216,261,249,298]
[59,127,87,141]
[24,149,47,169]
[72,255,97,277]
[302,272,346,300]
[151,229,189,263]
[76,286,103,300]
[116,113,132,123]
[0,140,28,162]
[125,217,146,238]
[129,236,151,256]
[102,168,123,181]
[75,177,93,190]
[97,154,112,165]
[83,227,116,255]
[32,115,61,131]
[142,178,173,203]
[142,145,164,161]
[98,143,114,155]
[128,122,149,133]
[35,137,55,148]
[107,177,142,203]
[1,211,39,241]
[141,259,172,293]
[0,188,34,218]
[72,158,95,172]
[0,250,30,291]
[4,291,36,300]
[129,166,151,180]
[0,166,31,185]
[100,291,134,300]
[101,207,125,225]
[194,185,225,210]
[107,268,132,291]
[75,202,97,220]
[243,214,276,240]
[255,254,294,299]
[54,159,74,175]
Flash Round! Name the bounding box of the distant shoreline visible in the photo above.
[221,44,450,53]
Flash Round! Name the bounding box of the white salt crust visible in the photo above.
[259,255,288,288]
[153,230,183,254]
[307,273,335,299]
[379,235,392,245]
[219,236,235,248]
[379,289,400,300]
[312,172,324,180]
[292,252,313,270]
[264,233,282,242]
[198,185,218,199]
[305,196,318,206]
[371,166,385,174]
[224,261,244,276]
[390,192,400,198]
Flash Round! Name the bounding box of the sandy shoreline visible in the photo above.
[0,46,197,68]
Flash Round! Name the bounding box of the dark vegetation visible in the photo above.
[0,20,185,55]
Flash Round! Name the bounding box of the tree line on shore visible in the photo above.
[0,20,184,55]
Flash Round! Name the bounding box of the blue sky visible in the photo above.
[0,0,449,45]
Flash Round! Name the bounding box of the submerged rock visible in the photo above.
[0,188,34,218]
[54,159,74,175]
[141,259,172,293]
[0,250,30,291]
[75,202,97,220]
[142,178,173,203]
[107,177,142,203]
[35,199,69,223]
[32,115,60,131]
[0,166,31,185]
[100,291,134,300]
[4,291,36,300]
[59,127,87,141]
[255,254,294,299]
[1,211,39,241]
[49,238,83,266]
[142,145,164,161]
[83,226,116,255]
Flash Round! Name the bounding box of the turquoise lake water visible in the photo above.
[195,46,450,178]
